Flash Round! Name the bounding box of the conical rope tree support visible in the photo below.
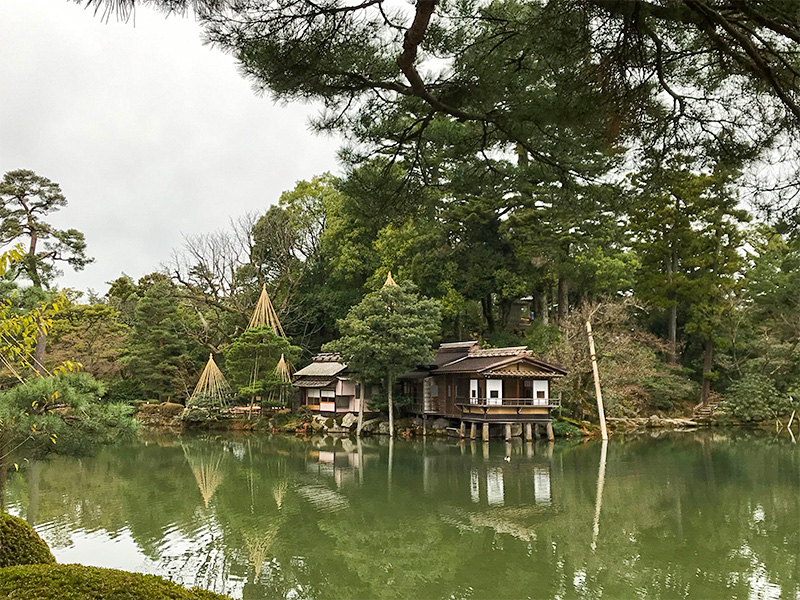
[249,283,285,337]
[268,353,295,407]
[183,442,226,509]
[188,353,232,410]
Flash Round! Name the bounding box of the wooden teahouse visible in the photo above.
[412,341,567,440]
[292,353,375,415]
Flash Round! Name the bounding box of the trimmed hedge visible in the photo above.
[0,512,55,567]
[0,564,232,600]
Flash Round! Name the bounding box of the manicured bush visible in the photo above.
[552,420,583,438]
[0,564,232,600]
[0,512,55,567]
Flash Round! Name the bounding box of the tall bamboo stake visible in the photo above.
[586,320,609,441]
[591,439,608,551]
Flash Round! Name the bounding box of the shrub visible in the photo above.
[105,378,146,404]
[720,372,795,422]
[0,512,55,567]
[0,564,231,600]
[0,374,138,458]
[552,420,583,438]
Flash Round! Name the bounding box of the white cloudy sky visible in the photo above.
[0,0,342,295]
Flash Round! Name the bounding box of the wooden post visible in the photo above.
[504,423,512,441]
[470,423,477,440]
[586,320,609,441]
[546,421,555,442]
[482,422,490,442]
[422,413,427,437]
[591,439,608,551]
[459,421,466,439]
[524,423,533,442]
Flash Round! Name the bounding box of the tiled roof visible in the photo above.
[482,367,560,378]
[294,377,336,388]
[470,347,530,357]
[293,360,347,377]
[435,353,566,376]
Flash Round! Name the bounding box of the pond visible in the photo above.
[4,431,800,599]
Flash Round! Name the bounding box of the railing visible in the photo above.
[455,397,561,408]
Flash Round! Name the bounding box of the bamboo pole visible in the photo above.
[586,320,609,441]
[591,439,608,551]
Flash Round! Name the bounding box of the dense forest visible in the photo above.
[2,162,798,424]
[4,0,800,424]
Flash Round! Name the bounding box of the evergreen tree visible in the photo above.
[123,277,203,402]
[325,279,440,436]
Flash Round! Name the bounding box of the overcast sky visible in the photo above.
[0,0,342,296]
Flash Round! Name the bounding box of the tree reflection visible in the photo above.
[4,432,800,599]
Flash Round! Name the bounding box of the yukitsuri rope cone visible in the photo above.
[268,353,294,406]
[188,353,232,409]
[184,444,225,508]
[249,283,285,337]
[384,271,397,286]
[244,521,282,578]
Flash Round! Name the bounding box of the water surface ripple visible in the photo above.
[5,431,798,599]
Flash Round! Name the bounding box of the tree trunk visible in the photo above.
[357,381,365,437]
[701,336,714,405]
[667,244,678,365]
[33,322,46,375]
[557,277,569,325]
[537,289,549,325]
[387,374,394,437]
[667,303,678,365]
[481,295,495,333]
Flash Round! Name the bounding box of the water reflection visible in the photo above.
[4,431,800,599]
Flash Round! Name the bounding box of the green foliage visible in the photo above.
[523,321,561,357]
[224,326,301,405]
[720,373,796,422]
[105,378,146,404]
[48,302,129,379]
[0,169,92,289]
[0,373,137,459]
[0,564,231,600]
[123,278,204,402]
[324,282,441,387]
[552,420,582,439]
[642,368,699,413]
[0,512,56,567]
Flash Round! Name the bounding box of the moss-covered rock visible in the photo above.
[0,564,232,600]
[0,512,55,567]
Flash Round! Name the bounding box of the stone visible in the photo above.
[411,417,424,427]
[341,413,358,428]
[511,423,523,437]
[361,418,383,434]
[378,421,391,435]
[431,418,450,431]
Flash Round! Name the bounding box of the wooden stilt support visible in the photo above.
[459,421,466,439]
[546,421,555,442]
[423,414,427,437]
[524,423,533,442]
[504,423,512,441]
[470,423,476,440]
[534,423,541,439]
[482,422,490,442]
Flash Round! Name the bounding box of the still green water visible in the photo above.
[4,431,800,599]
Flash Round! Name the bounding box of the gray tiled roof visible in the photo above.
[293,361,347,377]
